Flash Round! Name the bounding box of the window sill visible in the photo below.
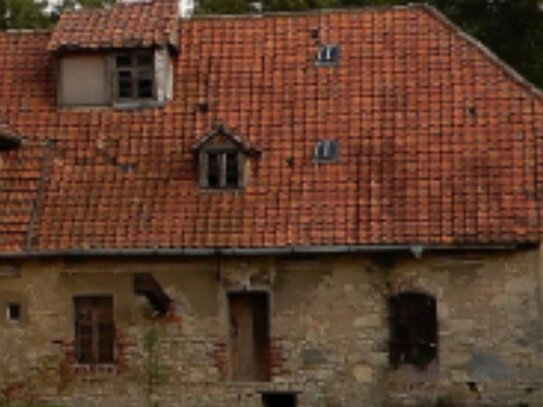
[58,100,166,112]
[199,187,244,193]
[72,363,118,375]
[226,379,273,387]
[113,100,166,110]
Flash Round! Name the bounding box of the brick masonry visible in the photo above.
[0,250,542,407]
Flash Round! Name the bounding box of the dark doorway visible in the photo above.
[262,392,297,407]
[228,291,270,381]
[389,292,437,368]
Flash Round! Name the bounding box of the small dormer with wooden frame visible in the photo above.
[193,122,260,191]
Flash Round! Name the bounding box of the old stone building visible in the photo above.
[1,0,543,406]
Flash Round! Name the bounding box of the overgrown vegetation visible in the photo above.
[143,327,169,407]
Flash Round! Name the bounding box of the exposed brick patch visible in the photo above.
[210,341,228,379]
[270,337,288,376]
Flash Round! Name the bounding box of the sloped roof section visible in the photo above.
[47,0,179,52]
[0,6,543,253]
[193,122,261,156]
[0,141,49,252]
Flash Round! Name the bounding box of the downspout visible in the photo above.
[538,244,543,382]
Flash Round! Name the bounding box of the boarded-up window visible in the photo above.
[262,393,297,407]
[74,296,114,364]
[59,54,108,106]
[389,292,437,368]
[229,292,270,381]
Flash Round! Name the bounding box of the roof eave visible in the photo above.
[0,243,529,259]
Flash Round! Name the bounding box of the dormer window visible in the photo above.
[316,44,339,66]
[194,122,260,191]
[203,148,242,189]
[49,0,178,110]
[57,49,171,109]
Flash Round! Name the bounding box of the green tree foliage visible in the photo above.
[0,0,115,30]
[49,0,116,20]
[0,0,51,29]
[197,0,543,88]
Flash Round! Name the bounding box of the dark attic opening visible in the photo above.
[134,273,172,316]
[388,292,438,369]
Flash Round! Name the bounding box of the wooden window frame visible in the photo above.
[74,295,115,365]
[388,292,438,369]
[199,147,244,190]
[113,50,156,102]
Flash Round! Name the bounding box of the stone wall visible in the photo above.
[0,249,542,407]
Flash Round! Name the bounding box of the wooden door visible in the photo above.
[229,292,270,381]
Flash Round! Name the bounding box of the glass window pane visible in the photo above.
[118,71,133,98]
[116,54,132,67]
[136,52,153,67]
[137,79,153,98]
[137,70,153,98]
[225,152,239,187]
[207,152,220,188]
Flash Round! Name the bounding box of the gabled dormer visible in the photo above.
[193,122,260,190]
[47,0,179,109]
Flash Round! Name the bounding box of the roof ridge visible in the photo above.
[3,29,52,34]
[191,3,425,20]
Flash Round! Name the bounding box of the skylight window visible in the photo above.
[316,44,339,66]
[314,140,338,163]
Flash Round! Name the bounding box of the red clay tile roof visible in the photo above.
[1,5,543,253]
[47,0,179,52]
[0,141,48,252]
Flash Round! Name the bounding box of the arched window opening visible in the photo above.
[388,292,437,369]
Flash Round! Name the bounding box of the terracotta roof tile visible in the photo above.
[0,140,48,252]
[47,0,178,52]
[0,5,542,253]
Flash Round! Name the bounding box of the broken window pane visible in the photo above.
[74,296,114,364]
[389,292,437,369]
